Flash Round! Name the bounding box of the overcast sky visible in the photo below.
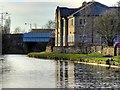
[0,0,119,33]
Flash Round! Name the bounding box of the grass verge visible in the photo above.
[28,52,120,66]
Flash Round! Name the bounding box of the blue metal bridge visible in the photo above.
[23,32,51,42]
[22,29,55,53]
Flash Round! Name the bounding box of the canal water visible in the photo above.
[0,55,120,89]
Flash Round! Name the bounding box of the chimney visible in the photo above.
[82,1,87,6]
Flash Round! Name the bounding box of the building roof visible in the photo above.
[30,29,54,33]
[110,7,120,10]
[68,1,110,18]
[56,1,120,19]
[57,6,79,18]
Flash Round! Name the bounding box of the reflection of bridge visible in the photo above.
[2,29,55,54]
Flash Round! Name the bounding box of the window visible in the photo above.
[83,19,86,24]
[79,18,86,25]
[111,20,114,25]
[68,36,72,42]
[79,35,87,43]
[74,32,76,34]
[80,19,82,25]
[55,38,57,44]
[71,19,73,26]
[100,36,105,44]
[58,37,60,43]
[58,21,60,28]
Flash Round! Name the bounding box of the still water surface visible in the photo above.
[0,55,120,89]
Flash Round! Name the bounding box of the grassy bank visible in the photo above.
[28,52,120,66]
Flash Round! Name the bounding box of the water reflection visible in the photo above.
[1,55,57,88]
[0,55,120,89]
[56,60,120,89]
[0,60,2,89]
[56,60,75,88]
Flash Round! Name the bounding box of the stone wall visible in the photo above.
[46,46,52,52]
[117,48,120,56]
[46,45,119,56]
[101,46,114,56]
[53,46,95,54]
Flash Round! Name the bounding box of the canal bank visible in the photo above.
[28,52,120,68]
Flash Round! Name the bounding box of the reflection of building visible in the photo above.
[56,61,120,88]
[0,34,2,55]
[68,61,74,87]
[56,60,74,88]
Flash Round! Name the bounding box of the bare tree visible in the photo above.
[118,1,120,6]
[95,9,120,46]
[14,27,21,34]
[3,16,11,34]
[42,20,55,29]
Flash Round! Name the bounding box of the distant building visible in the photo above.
[55,1,119,46]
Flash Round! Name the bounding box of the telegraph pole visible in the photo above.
[0,11,3,55]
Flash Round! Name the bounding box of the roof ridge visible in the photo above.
[68,2,93,18]
[58,6,78,9]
